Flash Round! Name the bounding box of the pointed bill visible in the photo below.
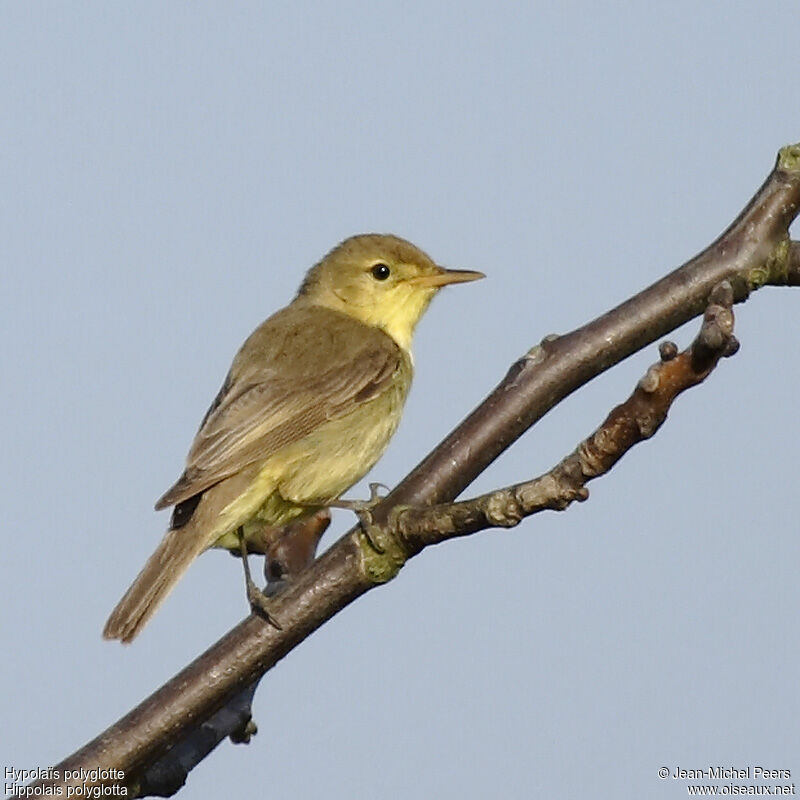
[408,268,485,288]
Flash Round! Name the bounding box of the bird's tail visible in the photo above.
[103,523,208,643]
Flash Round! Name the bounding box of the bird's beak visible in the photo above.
[408,267,485,288]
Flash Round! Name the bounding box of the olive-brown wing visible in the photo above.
[155,308,405,510]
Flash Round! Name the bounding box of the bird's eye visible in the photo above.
[370,263,391,281]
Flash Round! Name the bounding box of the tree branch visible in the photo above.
[389,281,738,549]
[29,143,800,797]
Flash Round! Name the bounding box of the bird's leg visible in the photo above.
[238,528,282,630]
[327,483,389,554]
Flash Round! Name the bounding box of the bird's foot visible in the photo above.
[328,483,389,554]
[238,532,283,630]
[246,583,283,630]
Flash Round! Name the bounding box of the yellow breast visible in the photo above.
[211,353,412,549]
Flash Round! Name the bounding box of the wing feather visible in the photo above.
[155,305,406,510]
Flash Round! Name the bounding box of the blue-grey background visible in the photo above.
[2,3,798,798]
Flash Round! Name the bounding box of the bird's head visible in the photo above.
[298,233,484,350]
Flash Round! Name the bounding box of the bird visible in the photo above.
[103,233,483,642]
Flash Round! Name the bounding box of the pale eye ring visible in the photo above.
[371,263,391,281]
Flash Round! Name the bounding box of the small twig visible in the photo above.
[135,683,258,797]
[391,282,738,549]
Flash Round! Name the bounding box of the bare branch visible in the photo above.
[390,281,737,549]
[29,143,800,798]
[382,147,799,526]
[131,512,330,797]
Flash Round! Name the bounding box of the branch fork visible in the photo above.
[370,280,738,560]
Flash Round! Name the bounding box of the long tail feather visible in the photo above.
[103,524,207,643]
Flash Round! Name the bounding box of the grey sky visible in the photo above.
[2,2,798,798]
